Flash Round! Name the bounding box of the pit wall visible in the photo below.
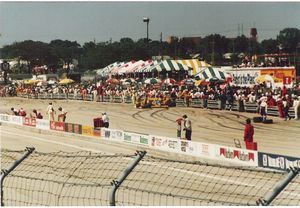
[1,114,299,171]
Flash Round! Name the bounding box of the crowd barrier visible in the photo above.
[15,93,298,118]
[1,113,299,170]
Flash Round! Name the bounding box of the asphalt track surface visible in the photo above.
[1,97,300,157]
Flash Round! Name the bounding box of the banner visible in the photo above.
[124,132,150,146]
[101,128,111,139]
[215,145,258,166]
[110,129,123,140]
[50,121,66,132]
[150,135,180,152]
[65,123,82,134]
[82,125,93,136]
[93,128,101,137]
[0,114,23,125]
[24,117,37,127]
[258,152,300,171]
[36,119,50,130]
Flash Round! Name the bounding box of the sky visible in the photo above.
[0,1,300,47]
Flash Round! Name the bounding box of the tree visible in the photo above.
[277,28,300,53]
[261,39,278,54]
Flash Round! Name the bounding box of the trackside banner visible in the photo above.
[124,131,150,146]
[36,119,50,130]
[101,128,123,141]
[24,117,37,127]
[215,145,258,166]
[258,152,300,171]
[50,121,66,131]
[0,114,23,125]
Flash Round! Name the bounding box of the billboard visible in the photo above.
[258,152,300,171]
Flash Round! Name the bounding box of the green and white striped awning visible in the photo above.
[195,67,226,80]
[151,60,192,72]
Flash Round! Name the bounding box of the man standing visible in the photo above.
[183,115,192,141]
[46,102,55,121]
[58,107,67,122]
[244,118,254,143]
[102,112,110,128]
[293,97,300,120]
[175,117,183,139]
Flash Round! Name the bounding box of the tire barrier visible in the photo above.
[124,96,132,104]
[244,102,258,113]
[113,96,123,103]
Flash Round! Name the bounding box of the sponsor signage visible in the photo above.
[216,145,258,166]
[36,119,50,130]
[258,152,300,171]
[93,128,101,137]
[124,132,149,146]
[110,129,123,140]
[65,123,82,134]
[24,117,37,127]
[101,128,111,139]
[82,125,93,136]
[50,121,66,132]
[0,114,23,125]
[150,135,180,152]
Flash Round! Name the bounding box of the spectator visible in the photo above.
[32,109,43,119]
[244,118,254,143]
[183,115,192,141]
[58,107,67,122]
[11,107,19,116]
[293,97,300,120]
[46,102,55,121]
[102,112,109,128]
[176,117,183,139]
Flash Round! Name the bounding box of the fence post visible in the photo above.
[0,147,35,206]
[257,167,299,206]
[109,150,146,206]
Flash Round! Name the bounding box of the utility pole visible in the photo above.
[160,32,163,56]
[211,37,215,65]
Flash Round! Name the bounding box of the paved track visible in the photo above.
[1,97,299,157]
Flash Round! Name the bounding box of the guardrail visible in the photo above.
[15,93,298,118]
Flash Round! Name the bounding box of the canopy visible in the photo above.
[24,79,40,85]
[144,78,162,84]
[149,60,192,72]
[195,67,227,80]
[176,59,211,76]
[59,78,75,85]
[136,60,160,73]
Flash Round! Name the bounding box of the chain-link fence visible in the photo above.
[1,148,299,206]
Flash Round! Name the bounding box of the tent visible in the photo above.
[195,67,228,81]
[136,60,160,73]
[148,60,192,72]
[176,59,211,76]
[59,78,75,85]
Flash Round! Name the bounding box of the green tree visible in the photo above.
[277,28,300,53]
[261,38,278,54]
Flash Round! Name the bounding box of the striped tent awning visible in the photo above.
[150,60,192,72]
[195,67,227,80]
[176,59,211,75]
[136,60,160,73]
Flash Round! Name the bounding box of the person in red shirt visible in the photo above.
[244,118,254,143]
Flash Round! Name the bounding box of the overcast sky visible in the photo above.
[0,2,300,47]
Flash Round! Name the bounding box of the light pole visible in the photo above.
[143,17,150,44]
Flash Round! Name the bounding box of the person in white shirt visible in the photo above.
[183,115,192,140]
[260,99,268,121]
[102,112,110,128]
[58,107,67,122]
[46,102,55,121]
[293,97,300,120]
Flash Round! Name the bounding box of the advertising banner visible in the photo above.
[101,128,111,139]
[24,117,37,127]
[93,128,101,137]
[124,131,150,146]
[215,145,258,166]
[226,69,260,87]
[0,114,23,125]
[110,129,123,140]
[36,119,50,130]
[65,123,82,134]
[82,125,93,136]
[180,141,215,158]
[150,135,180,152]
[258,152,300,171]
[50,121,66,132]
[0,114,10,123]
